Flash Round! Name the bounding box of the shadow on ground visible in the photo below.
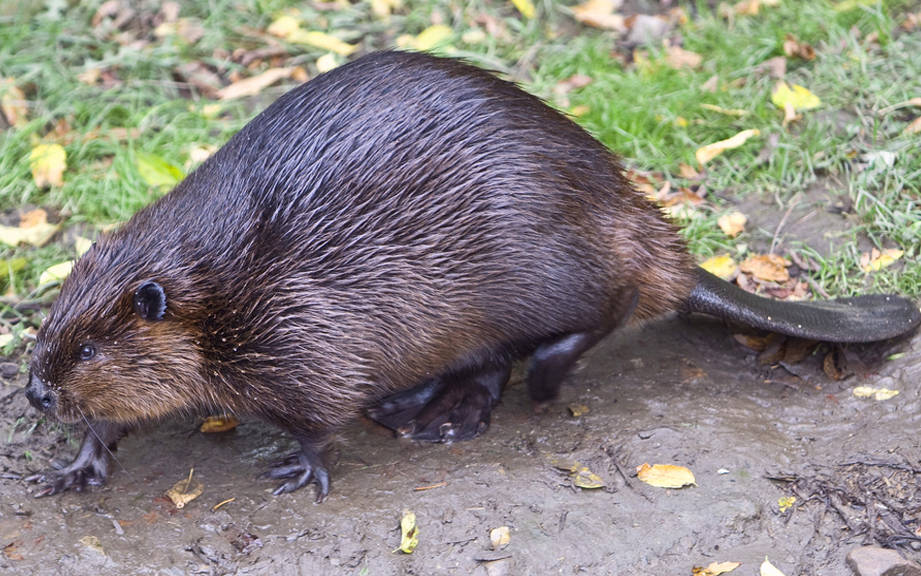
[1,314,920,575]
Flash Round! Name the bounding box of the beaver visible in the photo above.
[24,50,920,501]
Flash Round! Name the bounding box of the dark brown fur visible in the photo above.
[29,51,913,499]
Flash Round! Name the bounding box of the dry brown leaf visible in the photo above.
[217,68,293,100]
[166,468,203,509]
[199,415,239,433]
[568,403,589,417]
[693,561,742,575]
[739,254,789,283]
[636,463,696,488]
[717,211,747,237]
[695,129,760,165]
[2,542,23,561]
[665,44,702,70]
[678,163,700,179]
[79,535,105,555]
[904,117,921,135]
[572,0,625,31]
[0,79,27,128]
[490,526,510,550]
[733,333,772,351]
[782,34,815,60]
[823,349,848,380]
[701,75,719,93]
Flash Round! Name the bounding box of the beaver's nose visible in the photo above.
[25,370,56,412]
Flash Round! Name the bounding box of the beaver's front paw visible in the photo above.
[25,459,108,497]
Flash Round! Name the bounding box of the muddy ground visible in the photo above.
[1,312,920,575]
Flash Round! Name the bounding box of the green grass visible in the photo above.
[0,0,918,328]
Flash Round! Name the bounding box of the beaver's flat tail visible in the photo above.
[685,267,921,343]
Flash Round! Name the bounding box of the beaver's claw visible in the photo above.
[263,448,330,502]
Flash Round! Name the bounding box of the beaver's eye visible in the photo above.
[78,344,96,361]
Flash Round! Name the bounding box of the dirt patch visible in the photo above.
[1,316,920,574]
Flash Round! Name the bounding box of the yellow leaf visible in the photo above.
[778,495,796,513]
[700,103,748,117]
[636,463,696,488]
[695,129,760,165]
[38,261,74,285]
[760,557,787,576]
[1,79,28,128]
[861,248,903,272]
[0,209,58,247]
[371,0,401,18]
[490,526,510,550]
[693,561,742,576]
[573,466,605,489]
[29,144,67,187]
[852,386,899,401]
[165,469,203,509]
[75,236,94,257]
[571,0,625,31]
[0,334,13,348]
[412,25,453,51]
[740,253,789,283]
[216,68,294,100]
[267,15,301,38]
[199,415,240,433]
[398,510,418,554]
[700,255,739,279]
[287,30,357,56]
[717,211,747,237]
[771,82,821,112]
[511,0,536,18]
[316,53,340,74]
[136,152,185,188]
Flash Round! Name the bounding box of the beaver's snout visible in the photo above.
[25,371,56,413]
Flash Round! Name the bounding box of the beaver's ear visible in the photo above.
[134,281,166,321]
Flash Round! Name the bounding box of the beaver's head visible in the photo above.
[27,237,205,425]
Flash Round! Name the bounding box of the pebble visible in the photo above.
[846,546,921,576]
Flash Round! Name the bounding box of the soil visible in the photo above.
[1,313,919,575]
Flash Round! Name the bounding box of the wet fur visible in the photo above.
[33,51,695,439]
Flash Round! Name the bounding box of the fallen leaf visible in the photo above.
[678,163,700,179]
[778,495,796,513]
[572,0,625,31]
[782,34,815,60]
[30,143,67,187]
[665,44,702,69]
[1,79,27,128]
[695,129,760,165]
[397,510,418,554]
[573,466,605,489]
[760,557,786,576]
[0,334,13,348]
[199,415,239,433]
[412,25,453,51]
[188,144,216,165]
[267,15,301,38]
[717,211,747,237]
[740,254,789,283]
[511,0,536,19]
[852,386,899,401]
[693,561,742,575]
[490,526,510,550]
[701,75,719,93]
[701,255,739,280]
[79,535,105,555]
[823,349,848,380]
[0,209,58,247]
[287,30,357,56]
[860,248,903,272]
[733,333,772,351]
[38,261,74,285]
[568,403,589,417]
[905,117,921,135]
[760,56,787,79]
[316,53,340,74]
[700,103,748,117]
[75,236,96,258]
[136,151,184,188]
[371,0,401,18]
[833,0,877,11]
[636,463,696,488]
[166,468,203,509]
[216,67,293,100]
[771,82,821,112]
[154,18,204,44]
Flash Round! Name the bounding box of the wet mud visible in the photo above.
[1,315,920,575]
